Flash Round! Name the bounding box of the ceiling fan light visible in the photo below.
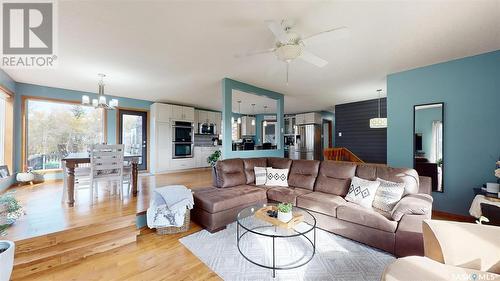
[276,44,302,61]
[369,118,387,128]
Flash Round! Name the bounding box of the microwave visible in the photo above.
[199,123,216,135]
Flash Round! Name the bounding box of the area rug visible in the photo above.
[179,220,395,281]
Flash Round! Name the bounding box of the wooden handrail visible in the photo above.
[323,147,364,163]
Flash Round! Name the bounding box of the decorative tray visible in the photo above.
[254,205,304,229]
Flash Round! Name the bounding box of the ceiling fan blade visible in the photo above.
[299,50,328,67]
[302,26,348,42]
[266,20,288,43]
[234,48,276,58]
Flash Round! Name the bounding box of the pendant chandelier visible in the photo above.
[369,89,387,128]
[81,74,118,109]
[262,106,268,127]
[251,104,256,126]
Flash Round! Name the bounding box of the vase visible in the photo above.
[277,211,292,223]
[0,240,15,281]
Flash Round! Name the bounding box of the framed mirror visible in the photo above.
[413,103,444,192]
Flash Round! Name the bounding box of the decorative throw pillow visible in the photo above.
[372,178,406,212]
[254,167,268,186]
[345,176,380,209]
[265,168,289,187]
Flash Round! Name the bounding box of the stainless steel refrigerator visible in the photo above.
[291,124,322,160]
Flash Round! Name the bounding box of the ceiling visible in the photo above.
[4,1,500,114]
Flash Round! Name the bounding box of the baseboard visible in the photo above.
[431,210,475,223]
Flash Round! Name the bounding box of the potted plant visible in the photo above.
[0,240,15,281]
[0,192,22,281]
[277,202,293,223]
[207,150,221,187]
[0,192,23,236]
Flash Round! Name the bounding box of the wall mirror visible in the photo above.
[413,102,444,192]
[231,89,278,151]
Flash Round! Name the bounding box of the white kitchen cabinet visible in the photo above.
[152,103,171,123]
[171,105,194,121]
[170,158,195,170]
[241,116,256,136]
[155,122,172,172]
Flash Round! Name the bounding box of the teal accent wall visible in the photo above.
[13,83,153,180]
[0,70,16,192]
[414,107,442,159]
[387,50,500,215]
[222,78,284,159]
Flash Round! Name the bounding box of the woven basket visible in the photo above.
[156,208,190,235]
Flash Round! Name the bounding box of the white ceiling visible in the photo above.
[4,1,500,113]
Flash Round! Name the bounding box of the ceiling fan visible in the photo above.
[236,19,347,83]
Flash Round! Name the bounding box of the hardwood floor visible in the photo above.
[4,168,220,281]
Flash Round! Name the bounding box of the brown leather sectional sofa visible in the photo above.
[191,157,433,257]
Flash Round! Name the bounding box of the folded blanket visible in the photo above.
[146,185,194,228]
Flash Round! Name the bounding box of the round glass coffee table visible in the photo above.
[236,203,316,278]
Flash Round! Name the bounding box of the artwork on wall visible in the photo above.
[413,102,444,192]
[0,165,10,179]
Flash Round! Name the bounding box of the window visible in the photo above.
[262,120,277,145]
[26,99,105,170]
[0,91,7,165]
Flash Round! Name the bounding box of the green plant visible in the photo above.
[277,202,292,213]
[437,158,443,167]
[0,192,24,236]
[207,150,221,167]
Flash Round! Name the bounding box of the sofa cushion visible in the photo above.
[215,158,246,188]
[267,157,292,170]
[296,191,346,217]
[355,163,378,180]
[267,187,311,205]
[337,202,398,232]
[288,159,320,190]
[314,161,357,196]
[193,185,267,213]
[242,158,267,184]
[377,166,420,195]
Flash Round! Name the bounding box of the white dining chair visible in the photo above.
[89,144,125,200]
[60,144,91,203]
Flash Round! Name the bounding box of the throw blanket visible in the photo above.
[147,185,194,228]
[469,194,500,218]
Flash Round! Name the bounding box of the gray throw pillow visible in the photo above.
[372,178,406,212]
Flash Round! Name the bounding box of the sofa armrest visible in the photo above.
[391,194,433,222]
[423,220,500,274]
[418,176,432,195]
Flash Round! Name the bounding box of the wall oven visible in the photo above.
[199,123,216,135]
[172,121,194,158]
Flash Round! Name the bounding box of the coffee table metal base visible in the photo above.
[236,224,316,278]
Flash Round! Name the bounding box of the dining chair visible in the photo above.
[90,144,125,200]
[60,144,91,203]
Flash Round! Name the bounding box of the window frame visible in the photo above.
[22,96,108,172]
[0,85,13,179]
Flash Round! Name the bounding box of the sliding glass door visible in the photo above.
[118,109,147,170]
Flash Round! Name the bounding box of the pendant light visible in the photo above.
[237,100,242,124]
[251,104,256,126]
[369,89,387,128]
[82,74,118,109]
[262,106,268,127]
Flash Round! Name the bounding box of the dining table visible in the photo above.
[62,152,141,207]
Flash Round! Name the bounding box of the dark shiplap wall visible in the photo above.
[335,98,387,163]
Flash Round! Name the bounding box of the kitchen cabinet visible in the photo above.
[153,103,172,123]
[241,116,256,136]
[155,122,172,172]
[170,158,195,170]
[194,146,220,168]
[295,112,322,125]
[284,116,295,135]
[195,110,222,135]
[172,105,194,121]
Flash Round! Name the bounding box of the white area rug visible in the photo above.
[180,221,395,281]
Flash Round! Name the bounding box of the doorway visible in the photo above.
[118,109,148,170]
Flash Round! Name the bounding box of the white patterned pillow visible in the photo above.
[345,176,380,209]
[265,168,289,187]
[372,178,406,212]
[254,167,268,186]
